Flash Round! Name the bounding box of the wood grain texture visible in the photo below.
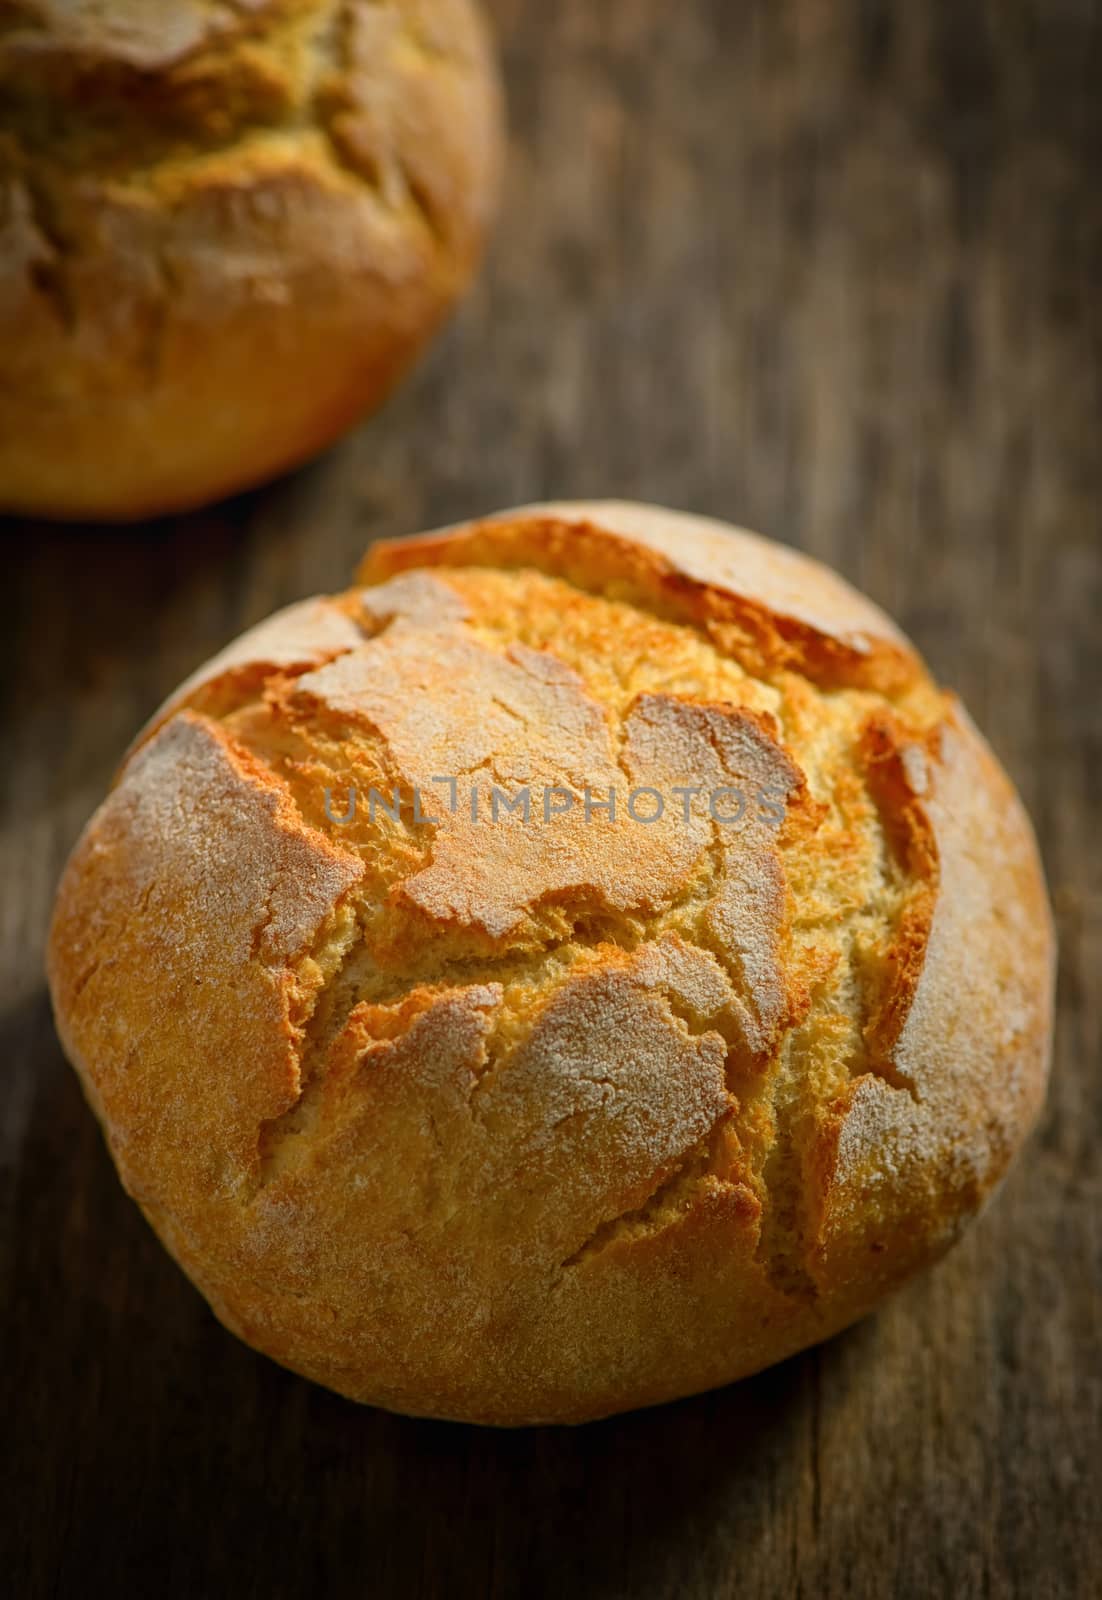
[1,0,1098,1595]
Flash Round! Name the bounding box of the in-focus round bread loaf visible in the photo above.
[0,0,502,520]
[48,502,1055,1425]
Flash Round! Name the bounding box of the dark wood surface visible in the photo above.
[2,1,1099,1595]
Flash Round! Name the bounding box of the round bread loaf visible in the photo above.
[0,0,502,520]
[48,502,1055,1424]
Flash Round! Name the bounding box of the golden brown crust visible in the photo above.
[47,502,1055,1423]
[361,500,922,693]
[0,0,503,519]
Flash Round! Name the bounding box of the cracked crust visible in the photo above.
[0,0,503,519]
[47,501,1055,1424]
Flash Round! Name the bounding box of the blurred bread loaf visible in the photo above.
[48,502,1055,1424]
[0,0,503,519]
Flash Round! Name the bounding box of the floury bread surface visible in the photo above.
[48,503,1055,1424]
[0,0,502,519]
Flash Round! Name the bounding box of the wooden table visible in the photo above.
[2,2,1098,1594]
